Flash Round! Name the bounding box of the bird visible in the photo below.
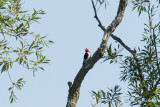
[83,48,91,65]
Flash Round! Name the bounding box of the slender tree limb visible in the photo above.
[8,71,13,83]
[66,0,128,107]
[154,22,160,29]
[111,34,135,54]
[91,0,105,31]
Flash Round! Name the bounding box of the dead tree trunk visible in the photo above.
[66,0,128,107]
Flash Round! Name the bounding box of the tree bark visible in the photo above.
[66,0,128,107]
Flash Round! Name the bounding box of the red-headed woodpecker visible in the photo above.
[83,48,91,65]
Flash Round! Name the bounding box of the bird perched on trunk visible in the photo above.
[83,48,91,65]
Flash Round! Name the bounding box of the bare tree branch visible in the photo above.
[91,0,135,56]
[66,0,128,107]
[91,0,105,31]
[111,34,135,54]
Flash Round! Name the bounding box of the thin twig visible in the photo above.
[154,22,160,29]
[8,71,13,83]
[91,0,105,31]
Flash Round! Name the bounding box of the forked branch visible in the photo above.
[91,0,134,55]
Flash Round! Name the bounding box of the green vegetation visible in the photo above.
[0,0,53,103]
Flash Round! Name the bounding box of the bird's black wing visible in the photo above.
[84,52,88,60]
[83,53,88,65]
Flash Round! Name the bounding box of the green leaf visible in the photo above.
[10,98,13,103]
[29,41,35,49]
[19,57,23,64]
[38,66,44,71]
[0,26,4,37]
[19,40,23,49]
[33,17,41,20]
[18,78,23,81]
[8,87,12,91]
[12,50,19,53]
[16,23,24,31]
[0,1,52,103]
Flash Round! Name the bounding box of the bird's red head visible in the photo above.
[85,48,90,52]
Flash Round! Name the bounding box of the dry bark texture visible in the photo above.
[66,0,128,107]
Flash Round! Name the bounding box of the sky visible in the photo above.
[0,0,151,107]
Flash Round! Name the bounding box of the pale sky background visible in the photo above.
[0,0,152,107]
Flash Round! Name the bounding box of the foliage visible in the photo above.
[0,0,53,103]
[103,43,123,64]
[91,85,123,107]
[131,0,160,16]
[120,1,160,106]
[8,78,26,103]
[95,0,109,10]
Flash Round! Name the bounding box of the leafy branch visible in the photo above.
[0,0,53,103]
